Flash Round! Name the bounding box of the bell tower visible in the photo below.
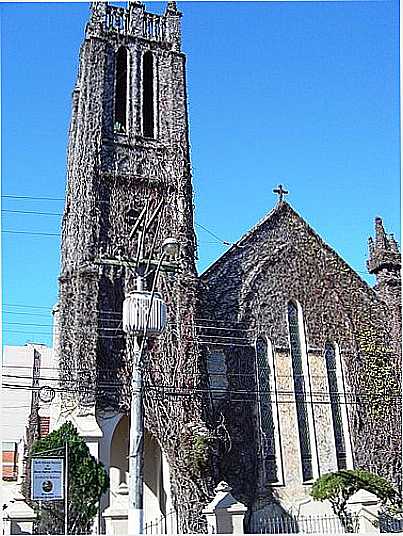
[57,3,211,528]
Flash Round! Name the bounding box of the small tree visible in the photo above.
[311,469,398,533]
[30,422,109,534]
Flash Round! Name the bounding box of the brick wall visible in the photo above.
[2,442,17,481]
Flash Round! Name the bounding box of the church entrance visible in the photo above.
[109,415,172,526]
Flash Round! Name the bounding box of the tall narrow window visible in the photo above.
[207,350,228,404]
[325,342,347,470]
[115,47,128,133]
[288,302,313,481]
[142,51,154,138]
[256,336,280,483]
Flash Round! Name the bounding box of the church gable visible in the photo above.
[200,200,390,343]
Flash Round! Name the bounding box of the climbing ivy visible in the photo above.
[181,422,213,474]
[357,328,399,420]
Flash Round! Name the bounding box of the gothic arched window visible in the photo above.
[325,342,347,470]
[115,47,128,133]
[288,302,314,481]
[256,336,280,483]
[142,51,154,138]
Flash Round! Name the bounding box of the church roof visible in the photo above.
[200,200,376,297]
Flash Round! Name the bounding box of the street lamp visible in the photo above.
[161,237,180,258]
[124,237,179,535]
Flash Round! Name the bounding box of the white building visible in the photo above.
[1,344,54,506]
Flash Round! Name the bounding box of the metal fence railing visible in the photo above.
[379,514,403,533]
[144,509,178,534]
[248,513,358,534]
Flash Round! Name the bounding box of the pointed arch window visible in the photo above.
[142,51,155,138]
[256,336,281,483]
[115,46,128,133]
[325,342,348,470]
[288,302,314,481]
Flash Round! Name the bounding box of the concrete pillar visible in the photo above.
[202,481,248,534]
[73,412,104,534]
[102,482,129,536]
[347,489,381,533]
[3,489,37,535]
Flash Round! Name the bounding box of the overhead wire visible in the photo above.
[1,198,233,247]
[3,373,401,396]
[3,230,60,237]
[1,381,400,406]
[2,195,64,201]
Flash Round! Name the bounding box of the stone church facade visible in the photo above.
[47,2,401,532]
[200,201,401,521]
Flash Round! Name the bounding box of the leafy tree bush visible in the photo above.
[311,469,398,533]
[30,422,109,534]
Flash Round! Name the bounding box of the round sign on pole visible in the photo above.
[39,386,56,403]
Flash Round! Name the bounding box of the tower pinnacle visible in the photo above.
[367,216,401,308]
[367,217,401,275]
[166,2,179,14]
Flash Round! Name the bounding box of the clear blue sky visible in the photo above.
[2,1,400,347]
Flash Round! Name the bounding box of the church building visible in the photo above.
[43,2,401,533]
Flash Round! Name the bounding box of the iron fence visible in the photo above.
[248,513,358,534]
[144,509,178,534]
[379,514,403,533]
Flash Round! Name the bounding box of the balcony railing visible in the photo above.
[143,13,166,41]
[105,6,129,34]
[102,6,166,41]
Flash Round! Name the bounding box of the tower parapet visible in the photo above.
[87,2,182,50]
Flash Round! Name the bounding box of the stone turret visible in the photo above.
[367,217,401,309]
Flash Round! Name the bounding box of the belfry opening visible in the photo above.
[142,51,154,138]
[115,46,128,133]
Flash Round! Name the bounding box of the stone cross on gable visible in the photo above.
[273,184,289,202]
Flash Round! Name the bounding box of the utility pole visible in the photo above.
[94,201,178,535]
[128,332,144,533]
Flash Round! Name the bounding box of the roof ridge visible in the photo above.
[199,201,378,299]
[199,201,287,279]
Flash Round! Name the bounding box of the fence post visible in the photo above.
[3,488,37,535]
[202,481,248,534]
[347,489,381,533]
[101,482,129,536]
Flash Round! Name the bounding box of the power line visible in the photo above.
[2,209,62,216]
[3,229,60,237]
[3,311,55,318]
[2,321,255,342]
[4,303,53,310]
[2,195,64,201]
[1,198,234,246]
[0,208,229,246]
[195,222,232,246]
[1,381,400,406]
